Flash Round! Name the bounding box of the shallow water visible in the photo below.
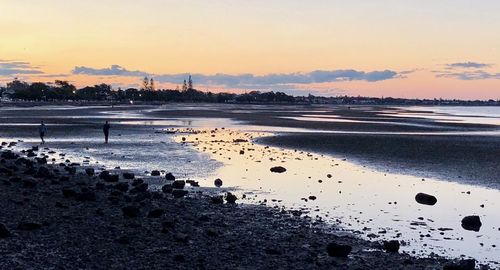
[0,104,499,266]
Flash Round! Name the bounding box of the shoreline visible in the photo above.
[0,142,478,269]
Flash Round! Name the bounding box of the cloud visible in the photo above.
[435,70,500,80]
[0,60,43,76]
[155,70,402,87]
[72,65,150,77]
[446,62,492,69]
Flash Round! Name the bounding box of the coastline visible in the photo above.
[0,143,473,269]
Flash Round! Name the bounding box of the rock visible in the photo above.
[443,259,476,270]
[161,220,175,233]
[172,180,185,189]
[186,180,199,187]
[0,223,12,238]
[172,189,188,198]
[85,168,95,176]
[23,178,37,188]
[211,196,224,204]
[415,193,437,206]
[326,242,352,258]
[461,216,482,232]
[105,174,119,183]
[165,172,175,181]
[147,209,165,218]
[76,191,97,202]
[151,170,161,176]
[308,196,317,201]
[226,192,237,204]
[99,170,110,179]
[161,184,173,193]
[123,172,135,180]
[132,179,144,186]
[214,178,223,187]
[115,182,129,192]
[62,187,78,198]
[122,205,140,218]
[131,183,148,193]
[270,166,286,173]
[383,240,400,253]
[17,222,42,231]
[35,166,52,178]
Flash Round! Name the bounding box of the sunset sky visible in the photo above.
[1,0,499,99]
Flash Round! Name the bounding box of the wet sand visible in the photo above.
[0,145,464,269]
[1,103,499,268]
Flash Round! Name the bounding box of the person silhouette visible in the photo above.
[103,121,110,144]
[39,121,47,144]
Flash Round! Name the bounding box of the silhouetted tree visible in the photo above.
[188,75,193,90]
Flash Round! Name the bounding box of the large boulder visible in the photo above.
[122,172,135,180]
[326,242,352,258]
[415,193,437,206]
[270,166,287,173]
[461,216,482,232]
[165,172,175,181]
[383,240,400,253]
[214,178,223,187]
[172,180,185,190]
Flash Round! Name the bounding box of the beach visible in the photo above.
[1,103,499,269]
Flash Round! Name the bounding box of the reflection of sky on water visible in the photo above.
[179,129,500,266]
[1,105,499,266]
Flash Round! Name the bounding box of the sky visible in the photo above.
[1,0,500,99]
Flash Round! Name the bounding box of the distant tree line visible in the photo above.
[0,77,498,105]
[0,77,296,103]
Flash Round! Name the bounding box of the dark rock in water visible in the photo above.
[147,209,165,218]
[161,184,173,193]
[443,259,476,270]
[161,220,175,233]
[415,193,437,206]
[0,223,12,238]
[62,187,78,198]
[115,182,129,192]
[17,222,42,231]
[151,170,161,176]
[165,172,175,181]
[270,166,287,173]
[85,168,95,176]
[211,196,224,204]
[461,216,482,232]
[172,180,185,190]
[186,180,199,187]
[64,166,76,175]
[308,196,317,201]
[226,192,237,204]
[214,178,223,187]
[383,240,400,253]
[172,189,188,198]
[326,242,352,258]
[122,205,140,218]
[239,150,245,155]
[327,174,332,178]
[122,172,135,180]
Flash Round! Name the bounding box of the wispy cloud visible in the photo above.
[0,60,43,76]
[72,65,150,77]
[446,61,492,69]
[72,65,406,88]
[435,70,500,80]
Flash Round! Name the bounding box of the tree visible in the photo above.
[142,76,149,91]
[149,78,155,91]
[188,75,193,90]
[182,80,188,91]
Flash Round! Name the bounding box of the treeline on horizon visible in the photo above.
[0,78,498,105]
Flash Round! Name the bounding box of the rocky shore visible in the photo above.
[0,142,484,269]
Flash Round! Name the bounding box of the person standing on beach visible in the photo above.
[39,121,47,144]
[103,121,110,144]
